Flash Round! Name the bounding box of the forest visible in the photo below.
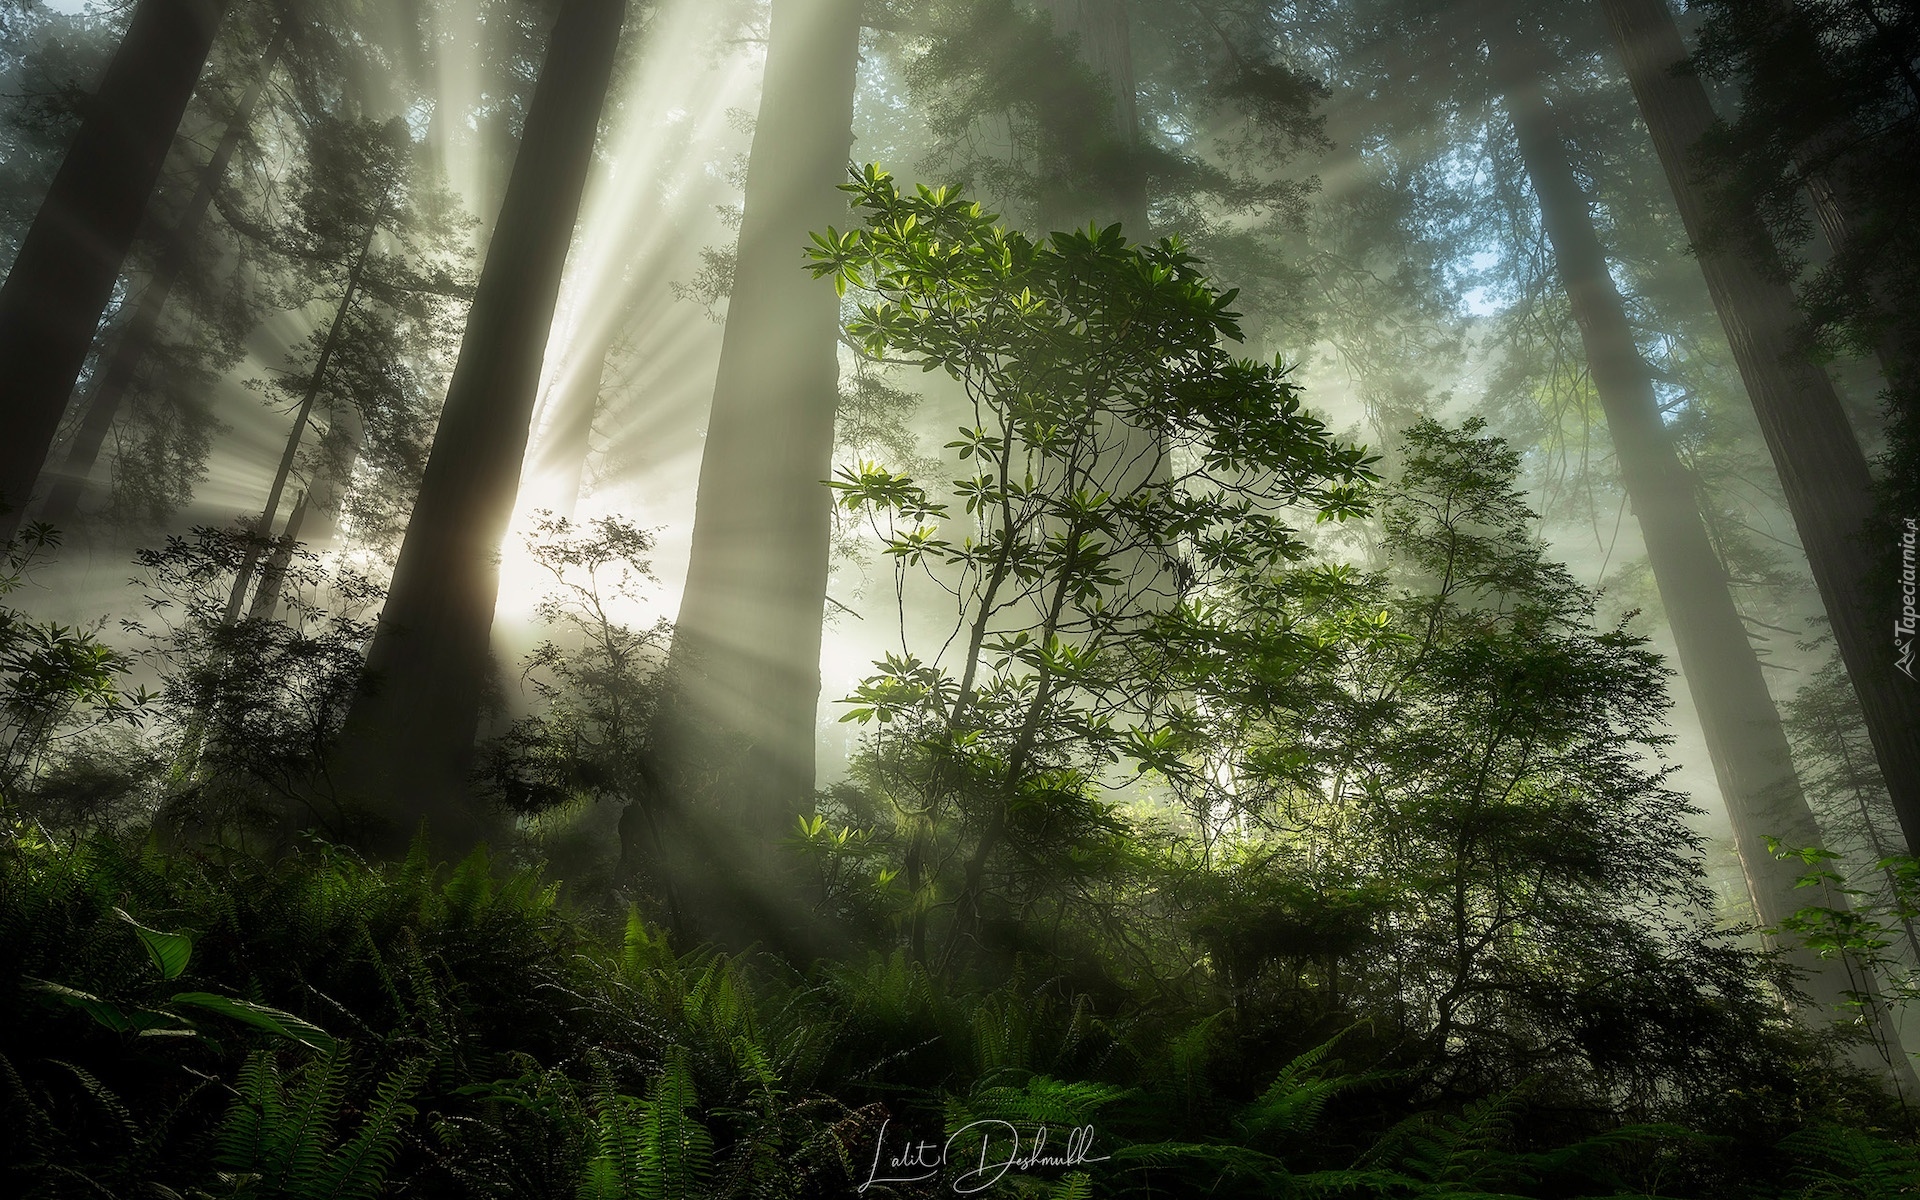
[1,0,1919,1195]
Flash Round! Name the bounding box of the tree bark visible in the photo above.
[0,0,231,525]
[1041,0,1149,234]
[1601,0,1920,858]
[660,0,862,888]
[331,0,625,856]
[1487,13,1881,1036]
[32,23,287,534]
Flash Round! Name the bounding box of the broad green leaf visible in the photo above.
[168,992,336,1054]
[31,980,133,1032]
[116,907,192,980]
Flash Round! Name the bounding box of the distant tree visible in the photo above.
[1601,0,1920,861]
[1193,418,1829,1098]
[34,17,290,532]
[1483,2,1900,1062]
[1690,0,1920,524]
[219,114,472,623]
[125,526,381,841]
[0,0,231,525]
[0,2,115,268]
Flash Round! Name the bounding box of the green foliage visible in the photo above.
[809,166,1374,966]
[1690,0,1920,524]
[121,526,381,838]
[0,831,1910,1198]
[0,522,149,821]
[213,1049,422,1199]
[1775,1123,1920,1199]
[482,512,670,819]
[578,1047,714,1200]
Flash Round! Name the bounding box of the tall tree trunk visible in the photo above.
[0,0,231,526]
[33,23,288,534]
[1487,14,1891,1048]
[1601,0,1920,860]
[657,0,862,936]
[331,0,626,856]
[1041,0,1149,234]
[249,404,364,622]
[223,190,387,626]
[1043,0,1172,614]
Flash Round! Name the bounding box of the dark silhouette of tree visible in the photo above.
[0,0,231,524]
[331,0,626,856]
[33,22,289,533]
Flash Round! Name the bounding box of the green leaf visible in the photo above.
[31,980,133,1032]
[116,907,193,980]
[168,992,337,1054]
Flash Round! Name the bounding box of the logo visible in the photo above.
[1900,518,1918,681]
[859,1118,1109,1195]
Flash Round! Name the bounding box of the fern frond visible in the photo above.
[313,1057,424,1199]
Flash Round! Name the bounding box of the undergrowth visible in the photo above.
[0,830,1910,1199]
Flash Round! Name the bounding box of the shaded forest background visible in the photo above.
[1,0,1919,1195]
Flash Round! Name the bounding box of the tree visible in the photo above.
[656,0,863,930]
[330,0,627,856]
[1040,0,1148,232]
[1194,418,1810,1096]
[479,512,670,892]
[1600,0,1920,858]
[1484,5,1900,1057]
[30,20,289,535]
[1689,0,1920,525]
[0,0,231,520]
[218,115,469,624]
[810,167,1374,968]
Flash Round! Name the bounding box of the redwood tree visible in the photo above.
[0,0,231,523]
[1487,7,1899,1059]
[1600,0,1920,856]
[659,0,863,874]
[331,0,626,855]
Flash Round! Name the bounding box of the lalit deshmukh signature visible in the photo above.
[858,1117,1110,1194]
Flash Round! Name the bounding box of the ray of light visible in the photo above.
[493,0,763,631]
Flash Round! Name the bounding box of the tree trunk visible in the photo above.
[657,0,862,927]
[32,23,288,534]
[1041,0,1149,234]
[223,190,386,626]
[331,0,626,857]
[248,403,363,622]
[1601,0,1920,860]
[0,0,231,525]
[1487,13,1885,1041]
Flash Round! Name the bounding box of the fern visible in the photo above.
[311,1058,424,1197]
[214,1049,421,1200]
[950,1073,1131,1131]
[579,1046,715,1200]
[1355,1092,1536,1198]
[1240,1033,1381,1143]
[1778,1123,1920,1199]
